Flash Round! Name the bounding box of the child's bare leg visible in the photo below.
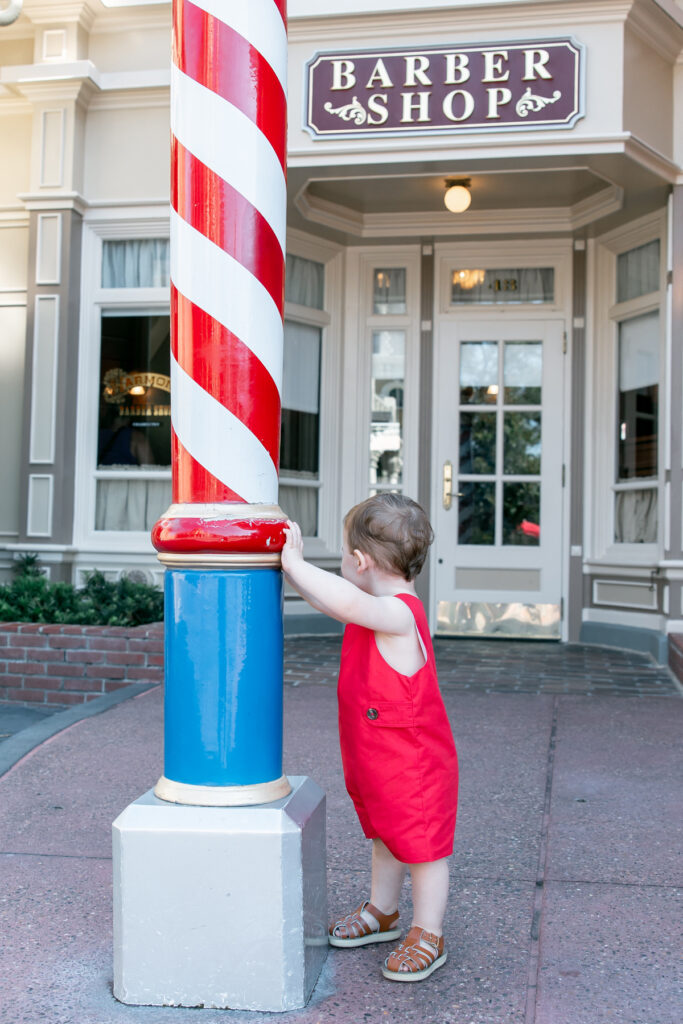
[409,857,450,935]
[370,838,407,915]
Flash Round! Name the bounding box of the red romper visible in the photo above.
[337,592,458,864]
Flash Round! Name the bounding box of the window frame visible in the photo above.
[74,212,171,551]
[282,229,343,561]
[587,211,667,565]
[341,247,421,516]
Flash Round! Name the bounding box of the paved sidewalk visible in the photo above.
[0,640,680,1024]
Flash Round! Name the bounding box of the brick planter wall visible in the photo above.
[0,623,164,707]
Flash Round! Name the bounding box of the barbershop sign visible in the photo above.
[305,38,583,138]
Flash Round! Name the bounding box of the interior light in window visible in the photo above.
[452,268,486,290]
[487,384,499,396]
[129,385,146,396]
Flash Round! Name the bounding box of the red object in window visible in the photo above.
[519,519,540,539]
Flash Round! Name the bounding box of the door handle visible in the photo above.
[443,461,453,510]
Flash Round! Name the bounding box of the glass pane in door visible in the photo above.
[503,482,540,545]
[459,413,496,474]
[504,412,542,474]
[504,341,542,403]
[457,337,543,548]
[460,341,498,403]
[458,482,495,544]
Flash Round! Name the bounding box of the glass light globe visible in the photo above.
[444,184,472,213]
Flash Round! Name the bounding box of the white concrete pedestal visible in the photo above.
[112,776,327,1012]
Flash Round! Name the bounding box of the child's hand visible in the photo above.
[281,519,304,575]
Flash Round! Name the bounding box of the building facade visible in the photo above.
[0,0,682,657]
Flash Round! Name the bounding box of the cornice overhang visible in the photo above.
[294,180,625,238]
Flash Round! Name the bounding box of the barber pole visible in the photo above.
[152,0,290,805]
[114,3,326,1008]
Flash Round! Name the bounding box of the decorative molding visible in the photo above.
[27,474,54,538]
[627,0,683,63]
[0,291,28,307]
[0,207,30,227]
[295,182,624,238]
[24,2,98,31]
[29,293,59,464]
[36,211,62,284]
[42,29,68,61]
[592,577,659,610]
[39,107,65,187]
[18,190,87,213]
[623,135,680,184]
[88,85,169,111]
[288,1,636,43]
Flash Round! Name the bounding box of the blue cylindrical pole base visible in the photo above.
[153,565,290,806]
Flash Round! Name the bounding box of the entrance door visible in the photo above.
[434,319,564,638]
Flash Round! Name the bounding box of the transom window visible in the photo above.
[450,266,554,305]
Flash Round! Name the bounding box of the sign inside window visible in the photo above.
[451,267,554,305]
[98,315,171,469]
[306,39,583,138]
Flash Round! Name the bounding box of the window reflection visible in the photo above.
[373,268,406,315]
[617,312,659,480]
[371,330,405,487]
[98,315,171,469]
[503,483,540,545]
[460,341,498,404]
[459,412,496,475]
[458,482,495,545]
[504,413,541,475]
[504,341,542,404]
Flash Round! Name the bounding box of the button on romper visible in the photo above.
[337,593,459,864]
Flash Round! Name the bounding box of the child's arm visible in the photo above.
[281,521,413,635]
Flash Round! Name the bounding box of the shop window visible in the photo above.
[614,309,659,544]
[102,239,170,288]
[96,313,171,531]
[285,254,324,310]
[616,240,660,304]
[450,267,554,305]
[279,254,326,536]
[373,268,406,314]
[370,330,405,491]
[279,321,321,536]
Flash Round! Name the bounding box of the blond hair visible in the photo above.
[344,493,434,581]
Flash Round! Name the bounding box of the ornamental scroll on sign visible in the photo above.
[305,38,583,138]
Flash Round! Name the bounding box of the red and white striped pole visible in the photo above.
[151,0,290,805]
[155,0,287,542]
[114,7,327,1009]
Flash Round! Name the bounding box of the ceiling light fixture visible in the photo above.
[444,178,472,214]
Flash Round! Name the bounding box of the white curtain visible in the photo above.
[283,321,320,413]
[102,239,170,289]
[615,489,657,544]
[279,485,317,537]
[96,479,171,532]
[617,241,660,304]
[285,254,324,309]
[619,312,659,391]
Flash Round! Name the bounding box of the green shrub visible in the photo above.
[0,559,164,626]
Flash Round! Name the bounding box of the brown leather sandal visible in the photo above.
[382,925,447,981]
[328,900,401,948]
